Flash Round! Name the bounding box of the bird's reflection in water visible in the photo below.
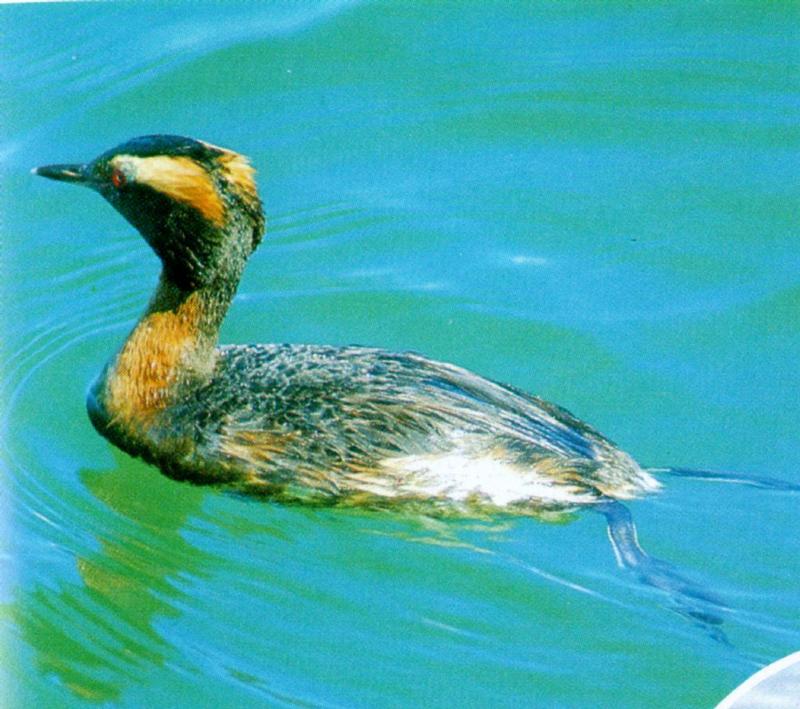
[19,459,746,702]
[21,451,205,702]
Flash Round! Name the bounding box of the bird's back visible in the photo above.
[153,344,659,510]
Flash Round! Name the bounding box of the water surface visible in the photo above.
[2,2,799,706]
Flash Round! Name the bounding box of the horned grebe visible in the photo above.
[34,135,659,513]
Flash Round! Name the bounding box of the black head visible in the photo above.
[34,135,265,291]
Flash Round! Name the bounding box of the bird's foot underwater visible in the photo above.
[597,499,732,645]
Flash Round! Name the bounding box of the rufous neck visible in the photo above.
[100,270,236,428]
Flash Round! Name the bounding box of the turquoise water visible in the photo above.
[2,2,799,705]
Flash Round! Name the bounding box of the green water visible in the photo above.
[2,2,799,706]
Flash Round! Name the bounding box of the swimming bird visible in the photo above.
[34,134,662,513]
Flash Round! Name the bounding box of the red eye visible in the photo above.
[111,168,127,188]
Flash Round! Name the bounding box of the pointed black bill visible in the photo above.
[32,163,87,184]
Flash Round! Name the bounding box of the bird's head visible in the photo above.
[34,135,265,291]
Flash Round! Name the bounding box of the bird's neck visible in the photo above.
[96,271,237,430]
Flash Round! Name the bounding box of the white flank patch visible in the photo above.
[382,452,595,506]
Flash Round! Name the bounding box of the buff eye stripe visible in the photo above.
[112,154,226,226]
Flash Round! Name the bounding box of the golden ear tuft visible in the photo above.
[196,139,258,197]
[216,151,259,204]
[212,148,265,250]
